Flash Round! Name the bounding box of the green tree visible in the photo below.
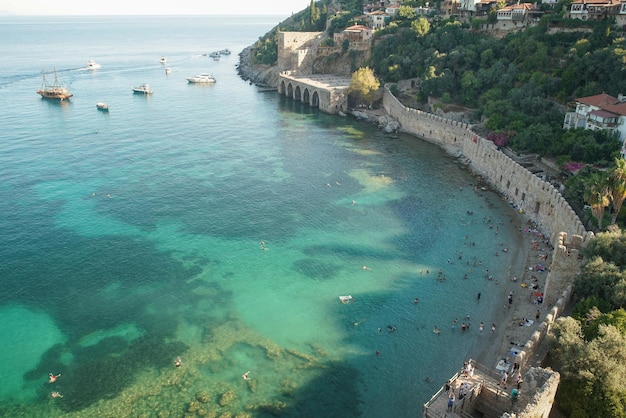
[348,67,380,105]
[411,17,430,37]
[397,5,416,20]
[584,172,611,230]
[575,256,626,308]
[583,228,626,268]
[552,317,626,418]
[610,158,626,225]
[460,70,478,104]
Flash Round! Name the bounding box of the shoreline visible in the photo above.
[472,208,553,369]
[234,51,565,388]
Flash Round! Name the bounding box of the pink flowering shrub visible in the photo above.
[562,161,586,174]
[487,131,516,148]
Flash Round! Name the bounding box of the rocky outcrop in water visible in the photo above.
[237,46,280,88]
[349,110,401,133]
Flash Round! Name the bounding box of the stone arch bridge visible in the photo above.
[278,72,351,115]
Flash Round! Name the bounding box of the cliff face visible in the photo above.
[237,46,281,87]
[238,41,370,87]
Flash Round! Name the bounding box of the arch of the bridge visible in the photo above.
[281,79,322,108]
[311,91,319,107]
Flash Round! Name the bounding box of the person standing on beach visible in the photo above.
[501,372,509,389]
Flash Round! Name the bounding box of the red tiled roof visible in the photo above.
[344,24,373,32]
[570,0,620,4]
[589,109,618,118]
[578,93,626,117]
[499,2,536,11]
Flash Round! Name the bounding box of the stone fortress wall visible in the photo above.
[383,87,590,244]
[277,32,323,74]
[383,87,589,417]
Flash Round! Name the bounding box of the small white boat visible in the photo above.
[159,57,167,64]
[339,295,354,304]
[209,51,220,59]
[165,68,171,75]
[186,73,216,84]
[96,102,109,111]
[87,60,101,70]
[132,83,153,94]
[219,49,231,55]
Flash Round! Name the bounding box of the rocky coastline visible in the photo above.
[236,46,280,88]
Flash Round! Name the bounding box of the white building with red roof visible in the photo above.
[367,10,389,29]
[333,24,374,45]
[563,93,626,153]
[567,0,622,20]
[495,3,542,30]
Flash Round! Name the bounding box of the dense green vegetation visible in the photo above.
[370,16,625,163]
[551,229,626,417]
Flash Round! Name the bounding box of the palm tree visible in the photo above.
[609,158,626,225]
[584,172,611,230]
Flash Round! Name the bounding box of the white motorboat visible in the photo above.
[165,68,172,75]
[209,51,220,59]
[132,83,153,94]
[186,73,216,84]
[96,102,109,111]
[160,57,167,64]
[87,60,101,70]
[219,49,231,55]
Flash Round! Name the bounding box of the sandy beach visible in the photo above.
[472,207,553,370]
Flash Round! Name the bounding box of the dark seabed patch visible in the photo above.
[293,258,341,281]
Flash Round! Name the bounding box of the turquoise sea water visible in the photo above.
[0,16,522,417]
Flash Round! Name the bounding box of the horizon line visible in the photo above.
[0,13,292,17]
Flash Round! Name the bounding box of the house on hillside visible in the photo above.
[563,93,626,154]
[363,2,386,13]
[474,0,499,16]
[367,10,389,29]
[333,25,374,45]
[441,0,461,16]
[567,0,622,20]
[459,0,498,16]
[495,3,543,30]
[385,4,400,16]
[619,0,626,28]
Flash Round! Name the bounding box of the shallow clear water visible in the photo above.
[0,15,522,417]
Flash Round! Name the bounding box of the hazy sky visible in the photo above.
[0,0,310,16]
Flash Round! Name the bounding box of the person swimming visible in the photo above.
[174,356,182,367]
[242,371,251,380]
[49,373,61,383]
[51,391,63,398]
